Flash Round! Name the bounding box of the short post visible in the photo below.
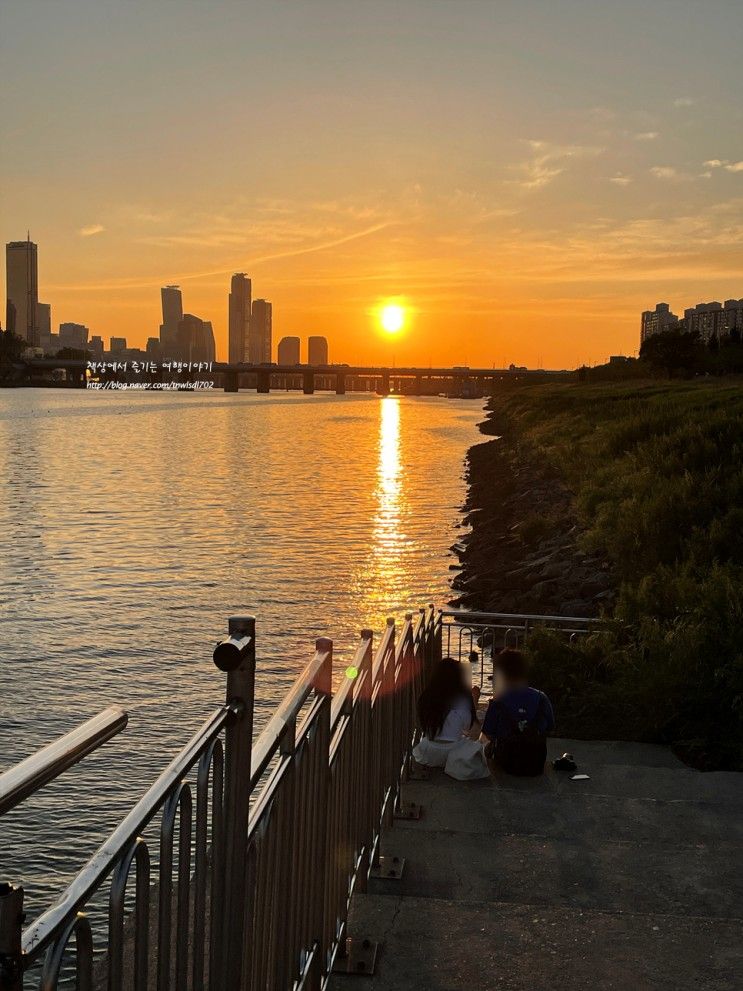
[335,372,346,395]
[303,370,315,395]
[213,615,256,991]
[0,883,24,991]
[256,369,270,394]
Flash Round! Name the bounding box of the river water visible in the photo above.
[0,388,481,921]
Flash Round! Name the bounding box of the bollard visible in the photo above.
[0,883,24,991]
[213,615,256,991]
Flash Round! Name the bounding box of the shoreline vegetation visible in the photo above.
[455,380,743,771]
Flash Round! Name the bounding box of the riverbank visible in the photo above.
[455,380,743,771]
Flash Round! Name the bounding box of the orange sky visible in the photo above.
[3,1,743,368]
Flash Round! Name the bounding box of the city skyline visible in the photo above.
[2,1,743,367]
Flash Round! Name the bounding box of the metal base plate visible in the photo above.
[370,855,405,880]
[332,937,379,976]
[394,800,422,821]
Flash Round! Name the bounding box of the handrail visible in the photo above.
[6,609,440,989]
[0,706,128,817]
[21,702,237,962]
[330,633,373,730]
[371,618,396,682]
[440,608,598,624]
[249,642,332,790]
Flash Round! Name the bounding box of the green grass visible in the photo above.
[492,380,743,769]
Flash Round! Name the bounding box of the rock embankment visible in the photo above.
[450,405,615,617]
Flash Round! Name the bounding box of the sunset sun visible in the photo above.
[380,303,405,335]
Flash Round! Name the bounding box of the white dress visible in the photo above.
[413,698,489,780]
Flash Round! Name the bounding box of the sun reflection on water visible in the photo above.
[376,396,402,532]
[368,396,410,614]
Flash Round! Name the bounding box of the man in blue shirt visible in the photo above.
[480,649,555,776]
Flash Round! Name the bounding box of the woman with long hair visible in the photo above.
[413,657,488,778]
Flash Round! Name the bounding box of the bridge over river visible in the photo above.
[1,607,739,990]
[22,358,567,394]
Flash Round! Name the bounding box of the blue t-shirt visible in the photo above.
[482,687,555,741]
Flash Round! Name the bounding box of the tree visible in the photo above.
[0,329,26,364]
[639,330,705,378]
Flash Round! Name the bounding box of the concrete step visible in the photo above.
[331,894,742,991]
[397,776,743,846]
[374,826,742,919]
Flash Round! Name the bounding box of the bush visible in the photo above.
[493,381,743,769]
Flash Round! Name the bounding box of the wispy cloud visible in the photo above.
[609,173,632,186]
[705,159,743,173]
[79,224,105,237]
[511,140,603,190]
[649,166,679,180]
[634,131,659,141]
[673,97,696,108]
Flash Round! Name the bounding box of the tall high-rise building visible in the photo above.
[684,301,727,343]
[640,303,679,346]
[177,314,216,363]
[160,285,183,355]
[278,336,301,364]
[308,335,329,366]
[6,237,39,344]
[228,274,251,363]
[250,299,272,364]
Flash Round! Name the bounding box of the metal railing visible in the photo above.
[0,606,442,990]
[440,608,598,688]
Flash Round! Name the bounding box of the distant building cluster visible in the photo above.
[3,236,333,367]
[641,299,743,346]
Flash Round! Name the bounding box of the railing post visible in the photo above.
[214,615,256,991]
[356,630,374,895]
[433,605,442,663]
[0,883,24,991]
[312,638,332,990]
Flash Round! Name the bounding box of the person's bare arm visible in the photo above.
[467,686,483,739]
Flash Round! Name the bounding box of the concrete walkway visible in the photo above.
[331,738,743,991]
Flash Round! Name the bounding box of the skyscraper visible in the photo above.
[177,314,216,363]
[160,285,183,356]
[250,299,272,364]
[229,274,251,363]
[278,336,301,364]
[308,335,329,366]
[6,237,39,344]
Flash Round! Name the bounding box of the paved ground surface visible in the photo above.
[331,738,743,991]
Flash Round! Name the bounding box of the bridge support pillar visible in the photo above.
[413,374,422,396]
[256,369,271,394]
[303,370,315,395]
[335,373,346,395]
[377,371,390,396]
[224,370,239,393]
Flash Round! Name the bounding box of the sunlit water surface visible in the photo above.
[0,389,481,919]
